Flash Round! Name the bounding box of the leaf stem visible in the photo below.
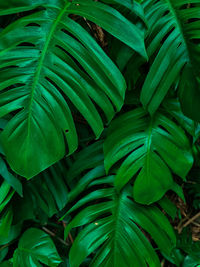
[42,227,68,246]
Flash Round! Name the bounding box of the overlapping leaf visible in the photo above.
[104,108,193,204]
[62,142,176,267]
[0,181,14,215]
[13,228,61,267]
[163,99,200,141]
[140,0,200,121]
[26,159,69,217]
[0,0,147,178]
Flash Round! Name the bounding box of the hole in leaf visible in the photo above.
[158,124,170,134]
[55,44,86,74]
[163,10,170,16]
[25,23,40,27]
[61,28,80,43]
[17,42,36,47]
[160,27,175,44]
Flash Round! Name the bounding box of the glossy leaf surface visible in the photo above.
[104,108,193,204]
[13,228,61,267]
[0,0,146,178]
[140,0,200,121]
[62,142,176,267]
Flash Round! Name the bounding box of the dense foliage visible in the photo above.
[0,0,200,266]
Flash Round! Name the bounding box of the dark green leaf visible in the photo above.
[104,108,193,204]
[13,228,62,267]
[140,0,200,121]
[0,158,22,196]
[62,143,176,267]
[0,0,131,178]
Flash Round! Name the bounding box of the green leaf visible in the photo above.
[158,197,177,220]
[101,0,147,24]
[68,0,147,59]
[0,246,8,263]
[0,0,46,15]
[10,158,70,224]
[26,159,69,217]
[167,229,200,267]
[62,143,176,267]
[0,119,22,195]
[0,0,134,178]
[0,181,14,214]
[13,228,62,267]
[0,119,7,155]
[0,261,13,267]
[140,0,200,121]
[0,223,22,247]
[104,108,193,204]
[163,98,200,141]
[0,157,22,196]
[0,210,13,238]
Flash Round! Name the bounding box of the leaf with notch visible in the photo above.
[104,108,193,204]
[62,143,176,267]
[0,0,146,178]
[13,228,62,267]
[140,0,200,121]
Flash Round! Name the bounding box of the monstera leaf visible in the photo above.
[25,159,69,217]
[104,108,193,204]
[0,0,147,178]
[13,228,61,267]
[140,0,200,121]
[61,143,176,267]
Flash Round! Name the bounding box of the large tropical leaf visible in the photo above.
[0,0,146,178]
[25,159,69,217]
[9,158,70,225]
[62,142,176,267]
[140,0,200,121]
[101,0,147,23]
[104,108,193,204]
[13,228,62,267]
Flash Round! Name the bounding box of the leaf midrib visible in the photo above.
[145,118,153,180]
[25,2,71,155]
[166,0,196,68]
[112,192,123,266]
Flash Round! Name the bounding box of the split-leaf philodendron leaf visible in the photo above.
[0,0,146,178]
[104,108,193,204]
[62,142,176,267]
